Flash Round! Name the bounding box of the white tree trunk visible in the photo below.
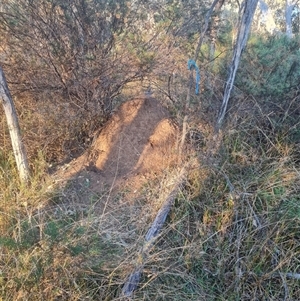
[0,67,30,184]
[217,0,259,128]
[286,0,295,38]
[258,0,278,34]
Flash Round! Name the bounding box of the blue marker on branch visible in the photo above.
[188,59,200,95]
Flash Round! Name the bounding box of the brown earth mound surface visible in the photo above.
[57,97,179,193]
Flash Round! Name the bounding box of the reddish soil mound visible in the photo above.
[57,97,179,193]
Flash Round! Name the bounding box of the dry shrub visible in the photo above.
[0,0,154,163]
[1,1,300,300]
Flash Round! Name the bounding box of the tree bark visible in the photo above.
[209,0,225,62]
[286,0,295,38]
[216,0,259,129]
[0,67,30,184]
[258,0,278,34]
[194,0,222,62]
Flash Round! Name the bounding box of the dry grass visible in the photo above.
[1,36,300,301]
[1,2,299,299]
[1,101,299,300]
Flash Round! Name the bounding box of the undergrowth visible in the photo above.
[0,7,300,299]
[1,86,300,300]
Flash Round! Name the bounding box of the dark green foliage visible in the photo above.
[236,35,300,98]
[0,236,18,249]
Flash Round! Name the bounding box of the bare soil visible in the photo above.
[56,97,179,195]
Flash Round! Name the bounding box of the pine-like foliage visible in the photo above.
[237,35,300,98]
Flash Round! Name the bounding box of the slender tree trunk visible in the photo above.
[194,0,221,62]
[209,0,225,63]
[0,67,30,184]
[286,0,294,38]
[207,0,225,100]
[258,0,278,34]
[179,0,221,158]
[216,0,258,129]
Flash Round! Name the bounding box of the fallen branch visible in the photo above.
[120,167,187,299]
[284,272,300,280]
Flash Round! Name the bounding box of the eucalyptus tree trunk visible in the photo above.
[0,67,30,184]
[207,0,225,101]
[258,0,277,34]
[209,0,225,62]
[286,0,294,38]
[217,0,258,129]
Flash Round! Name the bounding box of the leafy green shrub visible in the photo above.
[236,35,300,98]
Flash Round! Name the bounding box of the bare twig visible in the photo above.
[194,0,222,62]
[180,0,221,158]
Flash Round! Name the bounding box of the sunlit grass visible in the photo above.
[1,28,300,300]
